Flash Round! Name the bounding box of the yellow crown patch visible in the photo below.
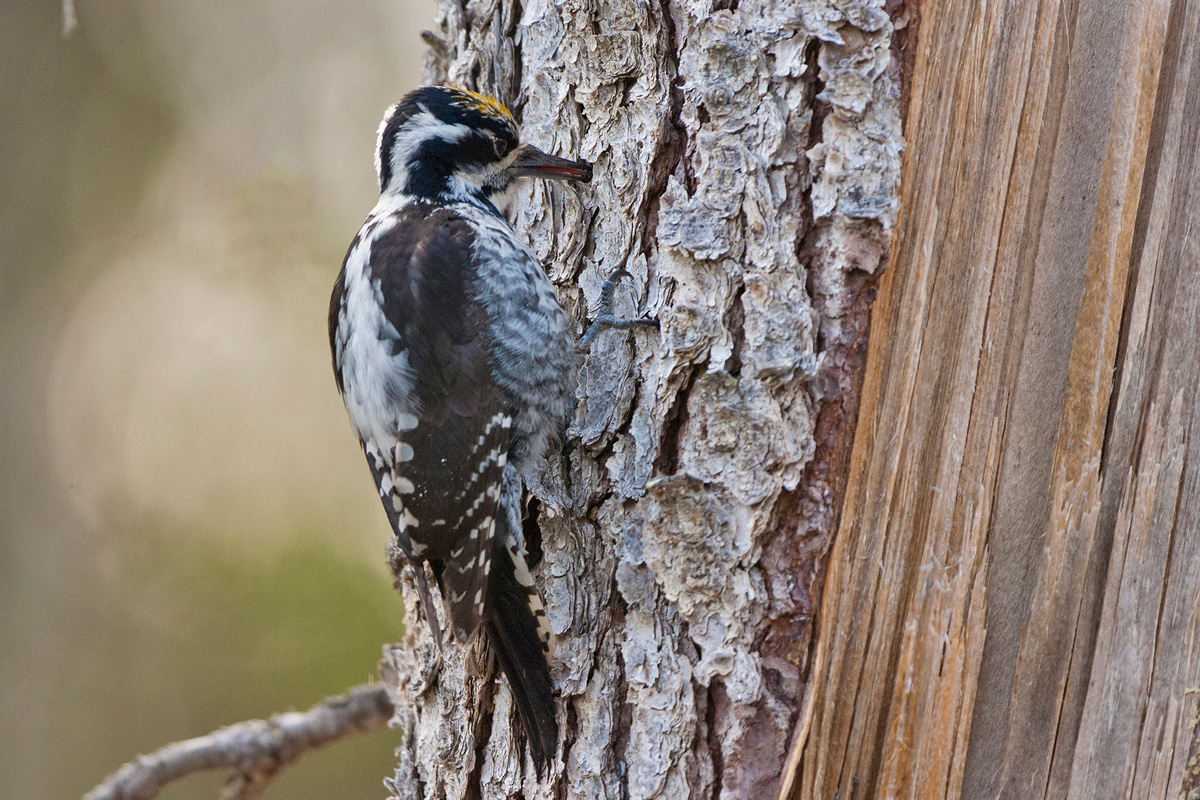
[446,86,517,128]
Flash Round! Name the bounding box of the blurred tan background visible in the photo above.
[0,1,436,797]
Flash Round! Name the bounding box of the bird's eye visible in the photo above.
[483,131,506,159]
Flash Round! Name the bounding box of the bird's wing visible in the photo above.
[365,205,509,642]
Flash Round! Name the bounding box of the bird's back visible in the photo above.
[330,199,573,639]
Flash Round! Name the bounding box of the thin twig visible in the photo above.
[577,268,657,352]
[83,683,394,800]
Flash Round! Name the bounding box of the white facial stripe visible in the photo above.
[446,170,492,199]
[379,110,471,195]
[374,102,400,185]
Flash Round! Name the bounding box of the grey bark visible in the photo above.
[381,1,902,797]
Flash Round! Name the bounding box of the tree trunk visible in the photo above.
[379,0,901,798]
[795,0,1200,799]
[377,0,1200,797]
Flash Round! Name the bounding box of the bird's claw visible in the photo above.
[578,269,658,352]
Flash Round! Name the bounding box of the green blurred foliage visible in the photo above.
[50,525,403,800]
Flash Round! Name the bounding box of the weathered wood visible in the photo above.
[793,0,1200,798]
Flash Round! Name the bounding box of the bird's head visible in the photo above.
[374,85,592,209]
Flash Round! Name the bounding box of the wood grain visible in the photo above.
[794,0,1200,797]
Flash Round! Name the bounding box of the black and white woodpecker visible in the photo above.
[328,86,591,775]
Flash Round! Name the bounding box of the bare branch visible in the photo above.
[83,684,394,800]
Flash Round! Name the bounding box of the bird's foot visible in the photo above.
[578,268,657,352]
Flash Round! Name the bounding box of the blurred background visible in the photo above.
[1,0,436,797]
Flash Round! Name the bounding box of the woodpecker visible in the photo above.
[328,86,591,775]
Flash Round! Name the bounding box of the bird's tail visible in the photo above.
[484,529,558,777]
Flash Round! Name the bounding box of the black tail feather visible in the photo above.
[484,534,558,777]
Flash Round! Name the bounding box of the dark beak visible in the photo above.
[507,144,592,182]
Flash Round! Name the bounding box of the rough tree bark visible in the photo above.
[379,0,901,798]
